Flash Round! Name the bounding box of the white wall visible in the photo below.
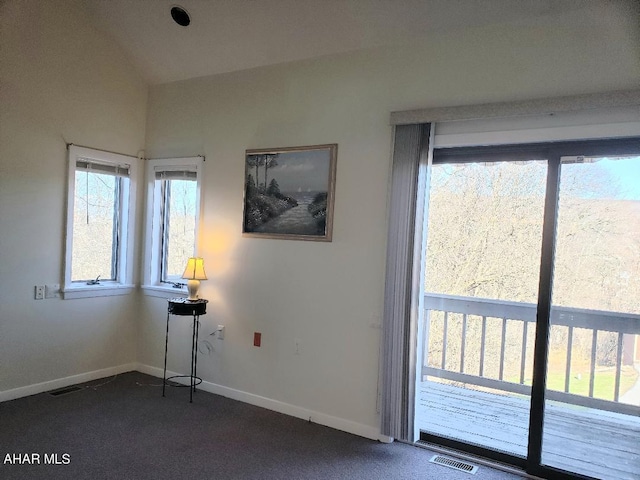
[0,0,147,393]
[141,16,639,435]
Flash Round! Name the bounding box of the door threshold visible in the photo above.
[415,440,544,480]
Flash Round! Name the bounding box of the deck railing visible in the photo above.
[422,293,640,416]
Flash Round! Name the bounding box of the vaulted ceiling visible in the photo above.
[83,0,638,85]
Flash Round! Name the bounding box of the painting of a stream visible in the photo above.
[242,144,337,241]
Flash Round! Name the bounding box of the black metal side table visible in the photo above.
[163,298,208,403]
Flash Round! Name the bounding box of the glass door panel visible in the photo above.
[542,156,640,479]
[419,160,547,458]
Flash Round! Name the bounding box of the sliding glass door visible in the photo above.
[541,155,640,479]
[419,160,547,461]
[417,138,640,479]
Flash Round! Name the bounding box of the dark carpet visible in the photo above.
[0,372,523,479]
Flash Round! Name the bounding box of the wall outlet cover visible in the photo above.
[34,285,45,300]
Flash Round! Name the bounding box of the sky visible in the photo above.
[431,156,640,201]
[246,149,331,192]
[595,156,640,200]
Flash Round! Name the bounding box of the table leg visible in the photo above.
[163,310,170,397]
[190,313,197,403]
[194,315,200,395]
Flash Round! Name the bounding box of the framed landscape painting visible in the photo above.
[242,144,337,241]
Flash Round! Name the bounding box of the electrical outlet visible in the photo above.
[45,284,61,299]
[294,338,301,355]
[217,325,225,340]
[34,285,45,300]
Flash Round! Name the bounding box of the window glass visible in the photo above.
[72,170,120,282]
[161,178,197,282]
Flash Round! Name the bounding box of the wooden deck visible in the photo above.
[416,381,640,480]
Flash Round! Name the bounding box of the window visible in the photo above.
[142,157,203,297]
[64,146,138,299]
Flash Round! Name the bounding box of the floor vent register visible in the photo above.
[429,454,479,474]
[47,386,83,397]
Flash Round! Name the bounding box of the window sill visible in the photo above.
[141,285,188,299]
[62,283,135,300]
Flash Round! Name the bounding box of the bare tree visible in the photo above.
[424,159,640,383]
[246,155,265,191]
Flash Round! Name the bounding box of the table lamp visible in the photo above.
[182,257,207,301]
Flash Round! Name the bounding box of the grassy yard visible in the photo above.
[544,368,638,400]
[510,366,638,401]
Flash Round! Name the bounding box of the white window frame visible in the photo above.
[142,156,203,298]
[63,145,139,299]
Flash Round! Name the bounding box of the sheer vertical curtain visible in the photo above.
[381,123,431,441]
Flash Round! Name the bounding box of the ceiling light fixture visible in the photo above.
[170,5,191,27]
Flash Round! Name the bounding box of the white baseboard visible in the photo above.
[137,363,393,443]
[0,363,393,444]
[0,363,138,403]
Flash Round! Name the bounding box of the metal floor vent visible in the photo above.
[429,455,478,474]
[48,386,82,397]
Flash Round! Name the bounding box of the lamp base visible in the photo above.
[186,279,200,301]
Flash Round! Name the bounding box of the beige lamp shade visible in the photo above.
[182,257,206,300]
[182,257,207,280]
